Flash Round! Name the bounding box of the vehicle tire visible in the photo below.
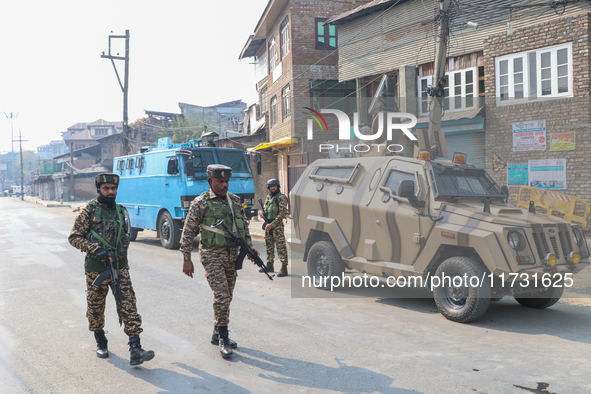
[433,256,491,323]
[159,211,181,249]
[123,210,139,242]
[515,286,564,309]
[306,241,345,290]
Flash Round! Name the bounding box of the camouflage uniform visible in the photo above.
[180,189,251,327]
[264,193,289,268]
[69,200,142,336]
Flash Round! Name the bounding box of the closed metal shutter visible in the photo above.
[444,131,485,168]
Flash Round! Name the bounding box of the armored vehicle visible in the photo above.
[289,153,590,322]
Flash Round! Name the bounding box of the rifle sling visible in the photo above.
[89,206,123,269]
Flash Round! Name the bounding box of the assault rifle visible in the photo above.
[212,219,274,280]
[91,251,123,325]
[258,199,271,230]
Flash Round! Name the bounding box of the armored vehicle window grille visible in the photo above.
[310,164,359,183]
[549,236,560,259]
[192,151,215,172]
[565,230,573,251]
[538,231,551,255]
[531,232,546,259]
[383,170,418,196]
[558,230,570,258]
[126,158,134,169]
[431,164,505,199]
[217,150,250,174]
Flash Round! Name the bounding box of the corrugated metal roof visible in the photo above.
[416,106,484,125]
[336,0,591,81]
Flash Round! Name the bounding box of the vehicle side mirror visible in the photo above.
[501,185,509,203]
[184,157,194,177]
[398,180,425,209]
[167,158,179,175]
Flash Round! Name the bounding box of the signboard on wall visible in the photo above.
[512,120,546,152]
[507,163,528,186]
[528,159,566,190]
[550,132,575,151]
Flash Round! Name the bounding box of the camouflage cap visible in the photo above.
[95,173,120,187]
[207,164,232,179]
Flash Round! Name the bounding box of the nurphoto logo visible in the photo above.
[303,107,418,153]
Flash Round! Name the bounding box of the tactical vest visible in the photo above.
[200,192,246,248]
[85,201,127,269]
[264,193,283,222]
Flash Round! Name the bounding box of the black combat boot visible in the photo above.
[217,326,233,358]
[211,327,237,348]
[277,264,288,277]
[259,262,274,273]
[128,335,155,366]
[94,329,109,358]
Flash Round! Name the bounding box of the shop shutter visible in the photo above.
[444,131,485,168]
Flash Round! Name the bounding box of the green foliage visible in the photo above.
[1,151,41,184]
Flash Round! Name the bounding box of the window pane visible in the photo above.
[329,37,336,47]
[455,86,461,96]
[514,73,523,84]
[455,96,462,109]
[317,23,324,35]
[541,80,551,96]
[541,52,551,68]
[541,68,551,80]
[558,65,568,77]
[318,37,325,44]
[466,84,473,94]
[466,96,474,108]
[515,84,524,99]
[499,60,508,75]
[500,86,509,100]
[329,25,336,36]
[558,77,568,93]
[514,58,523,73]
[528,52,537,99]
[500,75,508,86]
[466,70,473,84]
[454,73,461,85]
[557,48,568,65]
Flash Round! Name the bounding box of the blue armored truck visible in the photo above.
[113,137,256,249]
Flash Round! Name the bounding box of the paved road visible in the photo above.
[1,197,591,393]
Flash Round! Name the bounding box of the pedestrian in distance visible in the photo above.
[180,164,258,358]
[68,173,154,366]
[258,178,289,277]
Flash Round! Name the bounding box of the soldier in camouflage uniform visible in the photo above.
[258,178,289,277]
[68,173,155,366]
[180,164,257,358]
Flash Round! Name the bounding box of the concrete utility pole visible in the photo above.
[13,132,27,201]
[424,0,451,159]
[101,30,131,155]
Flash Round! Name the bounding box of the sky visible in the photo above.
[0,0,269,153]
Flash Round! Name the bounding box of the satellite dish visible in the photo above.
[367,74,388,116]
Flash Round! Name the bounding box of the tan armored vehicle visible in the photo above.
[289,154,590,322]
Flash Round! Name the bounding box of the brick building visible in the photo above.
[329,0,591,204]
[239,0,369,194]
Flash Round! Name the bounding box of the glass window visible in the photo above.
[418,67,477,115]
[280,17,290,59]
[383,170,418,196]
[217,150,250,174]
[495,43,572,105]
[191,150,215,172]
[316,18,337,50]
[270,96,278,126]
[269,36,277,70]
[282,84,291,119]
[310,79,356,114]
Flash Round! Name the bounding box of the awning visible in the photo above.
[247,137,297,152]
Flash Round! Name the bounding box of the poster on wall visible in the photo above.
[550,131,576,151]
[512,120,547,151]
[528,159,566,190]
[507,163,528,186]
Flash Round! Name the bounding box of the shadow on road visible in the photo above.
[107,353,250,393]
[237,347,422,394]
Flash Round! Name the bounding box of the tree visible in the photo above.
[129,114,212,146]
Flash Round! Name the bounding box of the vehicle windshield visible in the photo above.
[431,163,506,200]
[217,150,251,174]
[191,150,215,172]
